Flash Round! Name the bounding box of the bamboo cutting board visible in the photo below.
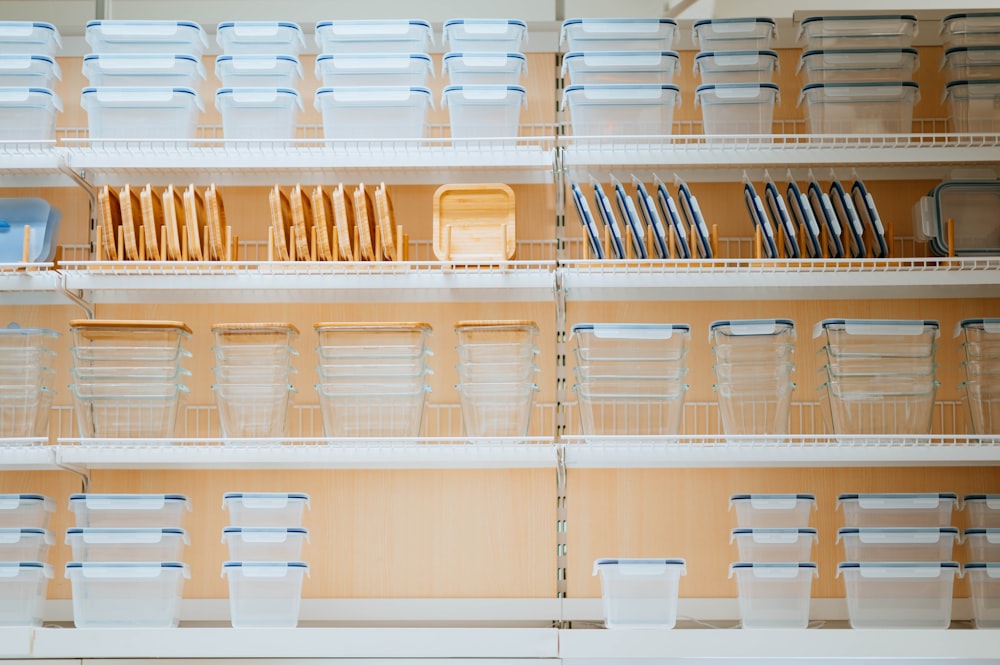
[433,183,515,262]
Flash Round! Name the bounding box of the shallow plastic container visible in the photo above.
[0,22,61,56]
[694,50,778,84]
[216,87,302,140]
[964,494,1000,528]
[223,561,308,628]
[0,55,60,88]
[314,20,433,54]
[815,319,939,358]
[730,562,817,629]
[212,382,293,439]
[696,82,778,134]
[0,494,54,529]
[316,383,428,438]
[315,86,431,140]
[66,527,188,562]
[216,55,302,88]
[918,182,1000,257]
[457,381,537,439]
[593,558,685,628]
[965,563,1000,628]
[573,323,689,362]
[575,381,687,439]
[837,527,959,561]
[838,561,959,629]
[963,529,1000,560]
[212,364,294,385]
[317,53,432,87]
[66,561,188,628]
[820,349,935,378]
[693,18,777,51]
[562,51,679,86]
[943,47,1000,81]
[85,20,208,57]
[730,528,817,562]
[442,84,525,138]
[456,341,537,365]
[223,492,310,528]
[81,87,203,140]
[0,87,61,140]
[837,493,958,528]
[562,84,680,136]
[730,494,816,529]
[83,54,205,88]
[69,494,190,529]
[216,21,304,56]
[0,528,52,561]
[443,52,526,86]
[443,19,527,52]
[800,81,918,134]
[213,321,297,345]
[223,527,308,561]
[561,18,678,52]
[0,562,51,626]
[945,79,1000,132]
[798,15,918,50]
[0,324,59,351]
[941,13,1000,49]
[71,384,188,439]
[799,48,919,84]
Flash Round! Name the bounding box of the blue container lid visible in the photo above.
[320,52,431,62]
[838,526,959,535]
[87,19,203,30]
[216,87,300,97]
[0,527,49,536]
[731,493,816,501]
[696,49,778,60]
[316,86,432,97]
[82,86,198,97]
[316,19,432,29]
[223,492,310,500]
[958,319,1000,331]
[695,17,776,27]
[838,561,959,570]
[85,53,200,64]
[223,526,308,534]
[801,47,918,57]
[442,84,526,94]
[66,561,186,569]
[837,492,958,501]
[572,323,690,334]
[696,82,779,93]
[946,78,1000,89]
[70,493,189,502]
[944,12,1000,21]
[562,18,678,27]
[443,52,525,62]
[564,83,680,94]
[565,50,679,59]
[731,561,817,569]
[595,557,685,566]
[218,21,301,31]
[710,319,795,333]
[223,560,308,568]
[2,54,57,65]
[0,561,50,570]
[964,562,1000,570]
[0,21,57,32]
[801,14,917,24]
[964,493,1000,502]
[945,45,1000,55]
[0,493,53,504]
[802,80,919,93]
[817,318,939,330]
[217,54,299,65]
[66,527,186,535]
[731,527,817,535]
[444,19,527,28]
[964,528,1000,535]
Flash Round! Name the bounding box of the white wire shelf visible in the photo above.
[0,264,73,305]
[0,141,69,186]
[0,440,56,470]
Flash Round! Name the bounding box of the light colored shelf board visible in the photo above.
[0,443,57,470]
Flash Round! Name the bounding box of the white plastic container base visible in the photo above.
[798,14,918,50]
[730,528,817,562]
[945,79,1000,132]
[216,55,302,88]
[837,527,959,561]
[0,562,51,626]
[83,54,205,88]
[798,48,919,84]
[68,494,191,529]
[0,494,54,529]
[443,52,527,86]
[65,561,189,628]
[593,558,686,629]
[222,492,310,527]
[965,563,1000,628]
[85,20,208,57]
[0,87,61,141]
[964,494,1000,528]
[562,84,680,136]
[66,527,188,562]
[223,527,308,561]
[315,86,431,140]
[223,561,308,628]
[216,87,302,140]
[442,85,525,138]
[837,493,958,527]
[696,83,778,134]
[81,87,203,140]
[730,562,817,629]
[216,21,304,56]
[0,528,52,561]
[730,494,817,528]
[316,53,433,87]
[838,561,960,629]
[801,81,919,134]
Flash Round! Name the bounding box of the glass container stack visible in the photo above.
[941,12,1000,132]
[957,318,1000,435]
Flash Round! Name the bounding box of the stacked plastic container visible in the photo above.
[313,19,434,139]
[211,323,298,440]
[222,492,310,627]
[836,492,961,628]
[65,493,191,627]
[441,19,528,138]
[82,20,208,139]
[728,493,818,628]
[214,21,305,140]
[957,318,1000,435]
[941,13,1000,132]
[454,320,539,439]
[68,320,192,439]
[592,557,687,628]
[814,319,939,438]
[963,493,1000,628]
[560,18,681,136]
[709,319,796,437]
[796,14,920,133]
[0,21,62,140]
[0,494,54,626]
[0,324,58,440]
[314,322,432,438]
[571,323,689,440]
[692,17,779,134]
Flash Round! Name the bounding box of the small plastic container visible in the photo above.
[822,380,937,437]
[945,79,1000,133]
[65,561,189,628]
[800,81,919,134]
[696,82,778,134]
[85,20,208,57]
[943,46,1000,81]
[694,50,778,84]
[0,562,51,626]
[457,381,537,438]
[314,19,433,54]
[573,323,690,362]
[213,322,298,347]
[562,51,679,86]
[456,341,537,365]
[0,385,55,438]
[919,182,1000,257]
[70,384,188,439]
[715,380,795,437]
[815,319,939,358]
[222,492,310,527]
[730,528,817,562]
[798,15,918,50]
[314,322,431,352]
[693,18,777,51]
[442,19,527,52]
[455,320,538,346]
[458,361,538,384]
[315,86,432,140]
[0,494,54,529]
[837,561,960,629]
[561,18,678,52]
[442,84,526,138]
[965,562,1000,628]
[593,558,686,629]
[0,528,52,561]
[0,55,60,88]
[562,83,681,136]
[0,21,60,56]
[837,493,958,528]
[958,318,1000,358]
[216,88,302,140]
[316,53,432,87]
[964,494,1000,528]
[0,87,61,141]
[213,344,296,367]
[575,353,686,381]
[575,381,687,439]
[443,52,526,86]
[223,561,308,628]
[837,527,960,561]
[963,528,1000,560]
[730,562,817,629]
[83,54,205,88]
[730,494,816,529]
[66,527,188,562]
[710,319,795,349]
[798,48,919,84]
[223,527,308,561]
[216,55,302,88]
[68,494,190,529]
[212,382,293,439]
[81,87,204,140]
[941,12,1000,49]
[316,383,428,438]
[216,21,304,56]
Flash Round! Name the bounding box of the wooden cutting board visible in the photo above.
[433,183,515,262]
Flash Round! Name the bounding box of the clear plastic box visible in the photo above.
[214,324,300,349]
[223,561,308,628]
[223,492,310,527]
[85,20,208,56]
[575,381,687,439]
[0,385,54,438]
[0,55,61,88]
[575,353,686,381]
[213,364,295,384]
[315,86,431,140]
[573,323,689,362]
[456,341,537,364]
[212,382,293,439]
[820,351,935,378]
[69,494,190,529]
[316,360,427,380]
[800,81,919,134]
[694,50,778,84]
[216,21,304,56]
[216,88,302,140]
[730,528,817,562]
[798,15,918,50]
[945,79,1000,132]
[215,55,302,88]
[317,53,433,87]
[562,51,679,86]
[730,494,816,528]
[71,384,188,439]
[837,527,959,561]
[223,527,308,561]
[455,320,538,346]
[561,18,678,52]
[814,319,939,358]
[919,182,1000,257]
[66,527,188,562]
[593,558,686,629]
[0,324,59,351]
[0,494,54,529]
[316,383,428,438]
[83,54,205,88]
[941,12,1000,49]
[562,84,681,136]
[65,561,189,628]
[0,562,51,626]
[714,380,794,437]
[943,46,1000,81]
[696,83,778,134]
[315,322,431,351]
[458,381,537,438]
[0,87,61,141]
[963,528,1000,561]
[81,87,203,140]
[965,563,1000,628]
[314,19,433,54]
[442,84,526,139]
[0,21,60,56]
[213,344,296,367]
[837,493,957,527]
[443,52,527,86]
[821,379,937,437]
[798,48,919,84]
[458,361,538,384]
[730,562,817,629]
[0,528,52,561]
[443,19,527,52]
[964,494,1000,528]
[693,18,777,51]
[837,561,959,629]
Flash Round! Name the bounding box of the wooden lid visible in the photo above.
[454,320,538,329]
[311,185,334,262]
[375,182,396,261]
[183,184,205,261]
[70,319,193,334]
[119,184,141,261]
[205,183,226,261]
[331,183,354,261]
[433,183,515,262]
[268,185,291,261]
[97,185,120,261]
[212,322,300,335]
[162,185,184,260]
[139,184,162,261]
[353,183,375,261]
[314,321,431,330]
[291,183,313,262]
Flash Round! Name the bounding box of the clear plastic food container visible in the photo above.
[442,19,527,52]
[213,322,299,347]
[730,528,817,562]
[573,323,690,362]
[222,492,310,527]
[216,55,302,88]
[0,87,62,141]
[213,344,296,366]
[943,46,1000,81]
[837,561,959,629]
[71,319,192,350]
[315,321,431,350]
[562,51,679,86]
[730,562,817,629]
[0,21,61,56]
[314,19,433,54]
[212,382,294,439]
[213,364,295,384]
[574,352,686,381]
[457,360,538,383]
[575,381,687,439]
[945,79,1000,133]
[81,86,203,140]
[65,561,189,628]
[71,385,188,439]
[798,48,919,84]
[457,381,537,438]
[837,527,959,561]
[800,81,919,134]
[223,561,308,628]
[0,494,54,529]
[821,379,937,436]
[593,558,686,628]
[964,494,1000,528]
[941,12,1000,49]
[561,18,678,52]
[798,14,918,50]
[0,55,61,88]
[694,50,779,84]
[216,21,304,56]
[83,53,206,88]
[0,385,55,438]
[216,87,302,140]
[837,493,957,527]
[316,383,428,438]
[0,528,52,561]
[696,82,778,135]
[85,20,208,56]
[693,18,777,51]
[456,341,537,364]
[223,526,308,561]
[442,84,526,138]
[66,527,188,562]
[965,562,1000,629]
[317,53,433,87]
[315,86,432,140]
[815,319,939,357]
[562,83,681,136]
[0,562,51,626]
[962,528,1000,560]
[730,494,816,528]
[68,494,191,528]
[714,380,795,437]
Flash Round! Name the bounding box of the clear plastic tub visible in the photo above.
[837,493,957,528]
[730,528,817,562]
[0,528,52,561]
[0,21,61,56]
[0,324,59,351]
[223,527,308,561]
[799,48,919,84]
[213,344,296,367]
[65,561,189,628]
[315,321,431,350]
[457,361,538,383]
[71,386,188,439]
[943,46,1000,81]
[316,360,427,380]
[72,345,191,366]
[693,18,777,51]
[713,361,794,383]
[83,54,205,88]
[562,83,680,136]
[575,381,687,439]
[81,86,203,140]
[730,562,817,629]
[945,79,1000,132]
[0,87,61,140]
[714,380,794,437]
[0,494,54,529]
[443,52,526,86]
[962,529,1000,560]
[814,319,939,358]
[316,372,427,393]
[800,81,919,134]
[71,320,191,354]
[941,12,1000,49]
[69,494,190,528]
[0,55,61,88]
[223,561,308,628]
[593,558,686,629]
[562,51,679,86]
[213,364,295,384]
[442,84,526,138]
[222,492,310,527]
[315,86,431,140]
[66,527,188,562]
[919,181,1000,257]
[315,20,433,53]
[216,21,304,56]
[0,562,51,626]
[573,323,689,361]
[216,55,302,88]
[317,53,433,87]
[820,350,936,377]
[212,382,293,439]
[574,373,688,397]
[837,527,959,561]
[694,50,779,84]
[86,20,207,56]
[821,379,937,437]
[443,19,527,52]
[837,561,959,629]
[458,381,537,438]
[216,87,302,140]
[696,82,778,134]
[798,15,918,50]
[456,341,537,364]
[965,563,1000,628]
[0,385,54,438]
[964,494,1000,528]
[561,18,678,52]
[730,494,816,529]
[575,353,687,381]
[316,383,428,438]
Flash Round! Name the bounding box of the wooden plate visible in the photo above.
[331,183,355,261]
[183,184,206,261]
[139,184,163,261]
[268,185,291,261]
[432,183,516,262]
[118,184,143,261]
[205,183,227,261]
[311,185,335,261]
[96,185,120,261]
[353,182,376,261]
[161,185,184,261]
[290,183,313,261]
[374,182,397,261]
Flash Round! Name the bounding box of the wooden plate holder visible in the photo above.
[585,220,718,260]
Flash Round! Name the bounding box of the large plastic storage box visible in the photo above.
[838,561,960,629]
[945,79,1000,132]
[85,20,208,56]
[730,562,817,629]
[837,527,959,561]
[215,55,302,88]
[561,18,678,52]
[800,81,918,134]
[223,492,310,527]
[442,19,527,52]
[68,494,191,529]
[593,558,686,628]
[0,55,60,88]
[798,15,918,50]
[83,54,205,88]
[0,87,61,140]
[223,561,308,627]
[965,563,1000,628]
[563,84,680,136]
[730,494,816,528]
[442,85,525,138]
[65,561,189,628]
[216,88,301,140]
[730,528,817,562]
[0,562,51,626]
[696,83,778,134]
[837,493,958,527]
[943,46,1000,81]
[223,527,308,561]
[798,48,919,84]
[941,13,1000,49]
[66,527,188,562]
[81,87,203,140]
[314,20,433,54]
[443,52,526,86]
[694,50,778,84]
[693,18,777,51]
[0,494,54,529]
[562,51,679,85]
[316,53,432,87]
[315,86,431,140]
[0,528,52,561]
[0,21,60,55]
[216,21,304,56]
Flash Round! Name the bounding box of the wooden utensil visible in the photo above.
[118,184,143,261]
[331,183,355,261]
[375,182,398,261]
[205,183,227,261]
[96,185,121,261]
[290,183,313,261]
[353,182,376,261]
[161,185,184,261]
[311,185,335,261]
[140,184,163,261]
[183,184,207,261]
[267,185,292,261]
[433,183,516,262]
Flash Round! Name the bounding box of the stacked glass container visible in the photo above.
[0,324,58,439]
[956,318,1000,435]
[814,319,939,438]
[314,322,432,438]
[69,320,192,439]
[940,13,1000,132]
[211,323,298,440]
[710,319,795,437]
[454,320,539,439]
[571,323,689,440]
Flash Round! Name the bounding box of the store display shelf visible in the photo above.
[559,258,1000,301]
[0,265,74,305]
[0,441,56,470]
[0,141,70,187]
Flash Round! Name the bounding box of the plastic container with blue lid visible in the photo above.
[223,560,309,628]
[441,84,526,139]
[918,180,1000,257]
[561,18,678,52]
[65,561,189,628]
[695,50,779,85]
[942,12,1000,49]
[633,177,669,259]
[798,48,919,84]
[222,526,309,561]
[216,87,302,141]
[0,55,60,88]
[442,52,524,86]
[964,494,1000,528]
[68,494,190,529]
[945,79,1000,133]
[315,86,433,140]
[798,14,918,49]
[962,528,1000,560]
[571,182,604,259]
[800,81,919,134]
[0,560,52,626]
[729,562,817,629]
[730,494,816,528]
[0,495,54,529]
[317,52,432,87]
[217,54,302,88]
[697,82,778,135]
[65,527,189,562]
[654,175,691,259]
[562,83,681,137]
[216,21,304,56]
[838,561,960,629]
[942,45,1000,82]
[562,51,679,85]
[593,558,686,629]
[81,86,203,140]
[86,20,208,56]
[709,319,796,346]
[730,528,817,562]
[442,19,527,52]
[693,17,777,51]
[965,561,1000,628]
[837,526,960,561]
[0,22,61,56]
[223,492,310,527]
[83,53,205,88]
[0,527,52,561]
[837,492,957,527]
[0,87,62,141]
[314,19,433,54]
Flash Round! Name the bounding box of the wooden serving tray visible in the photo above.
[433,183,515,262]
